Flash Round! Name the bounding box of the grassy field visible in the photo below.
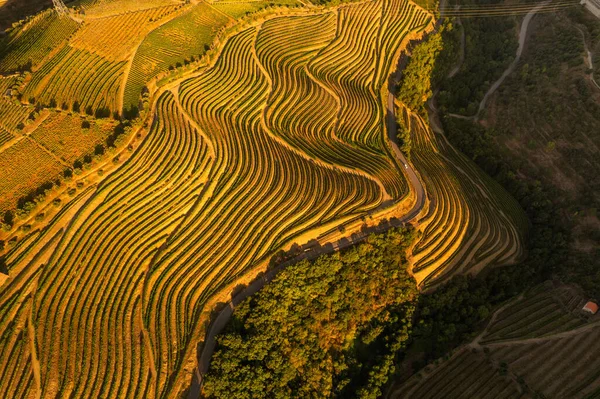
[390,281,600,399]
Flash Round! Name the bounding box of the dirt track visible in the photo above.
[476,0,552,118]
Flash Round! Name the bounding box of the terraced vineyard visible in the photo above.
[399,106,526,287]
[123,2,230,109]
[213,0,300,18]
[69,4,183,62]
[480,282,588,343]
[389,348,525,399]
[23,45,127,113]
[80,0,184,17]
[0,96,30,135]
[391,282,600,399]
[0,0,532,397]
[0,10,81,74]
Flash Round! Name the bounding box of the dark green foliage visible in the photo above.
[94,107,111,119]
[412,266,531,363]
[437,12,517,115]
[396,123,412,159]
[105,122,128,148]
[2,210,14,227]
[122,105,139,121]
[442,117,567,278]
[395,10,571,376]
[94,144,105,156]
[81,120,91,129]
[397,30,444,114]
[204,228,419,399]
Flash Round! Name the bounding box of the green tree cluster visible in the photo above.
[437,14,517,115]
[203,228,418,399]
[397,31,444,114]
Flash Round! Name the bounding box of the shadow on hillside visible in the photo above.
[0,0,77,33]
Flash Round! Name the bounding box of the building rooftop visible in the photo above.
[583,301,599,314]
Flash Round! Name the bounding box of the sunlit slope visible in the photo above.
[79,0,183,17]
[0,0,432,397]
[23,45,127,113]
[0,10,80,74]
[123,2,231,110]
[69,5,182,62]
[398,106,526,287]
[253,1,427,199]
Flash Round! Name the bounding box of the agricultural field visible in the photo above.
[0,96,31,134]
[0,0,545,396]
[79,0,184,17]
[480,282,588,343]
[0,138,64,213]
[123,2,230,109]
[30,111,115,164]
[398,106,526,287]
[0,0,231,221]
[23,45,126,114]
[390,281,600,399]
[481,9,600,296]
[0,106,114,216]
[212,0,301,18]
[0,10,81,74]
[69,4,183,61]
[0,127,12,147]
[389,348,525,399]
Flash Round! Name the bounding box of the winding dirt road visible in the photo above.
[475,0,552,119]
